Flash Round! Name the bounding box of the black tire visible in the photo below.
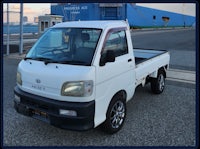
[151,70,165,94]
[101,93,126,134]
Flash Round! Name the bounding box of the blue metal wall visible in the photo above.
[127,4,195,27]
[51,3,195,27]
[51,3,126,21]
[51,3,100,21]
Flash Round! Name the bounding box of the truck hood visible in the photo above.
[18,60,95,102]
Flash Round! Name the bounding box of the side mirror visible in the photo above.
[100,50,115,66]
[106,50,115,62]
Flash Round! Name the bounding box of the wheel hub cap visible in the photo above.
[110,101,125,129]
[159,74,165,91]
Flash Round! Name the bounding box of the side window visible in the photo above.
[103,30,128,57]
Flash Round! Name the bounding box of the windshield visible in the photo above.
[26,28,102,66]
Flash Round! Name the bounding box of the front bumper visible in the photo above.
[14,86,95,131]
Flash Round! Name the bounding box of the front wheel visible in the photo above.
[151,70,165,94]
[101,94,126,134]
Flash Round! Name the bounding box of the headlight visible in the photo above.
[61,81,93,97]
[17,72,22,85]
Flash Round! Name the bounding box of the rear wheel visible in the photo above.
[101,93,126,134]
[151,70,165,94]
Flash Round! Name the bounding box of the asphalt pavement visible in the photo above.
[2,28,197,147]
[132,28,196,71]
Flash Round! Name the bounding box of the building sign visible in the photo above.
[62,4,89,20]
[64,6,88,11]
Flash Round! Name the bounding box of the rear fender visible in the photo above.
[149,70,158,78]
[149,67,167,78]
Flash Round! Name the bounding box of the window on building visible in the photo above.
[104,7,117,19]
[41,21,49,32]
[41,21,44,32]
[162,16,170,22]
[45,21,49,28]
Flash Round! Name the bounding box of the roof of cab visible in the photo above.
[52,20,128,30]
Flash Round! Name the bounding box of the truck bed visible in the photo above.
[133,48,170,86]
[134,49,168,65]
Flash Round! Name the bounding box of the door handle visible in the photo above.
[128,59,132,62]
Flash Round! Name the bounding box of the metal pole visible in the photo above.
[6,3,10,56]
[182,3,185,28]
[19,3,23,54]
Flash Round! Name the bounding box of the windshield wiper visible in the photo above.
[24,57,52,61]
[33,57,58,65]
[60,60,90,66]
[43,59,60,65]
[24,57,35,61]
[24,57,55,65]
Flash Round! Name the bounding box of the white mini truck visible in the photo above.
[14,21,170,134]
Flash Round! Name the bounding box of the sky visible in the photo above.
[3,3,51,23]
[137,3,196,16]
[3,3,196,23]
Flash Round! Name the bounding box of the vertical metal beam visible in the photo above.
[6,3,10,56]
[182,3,185,28]
[19,3,23,54]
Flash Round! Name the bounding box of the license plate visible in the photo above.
[32,109,48,118]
